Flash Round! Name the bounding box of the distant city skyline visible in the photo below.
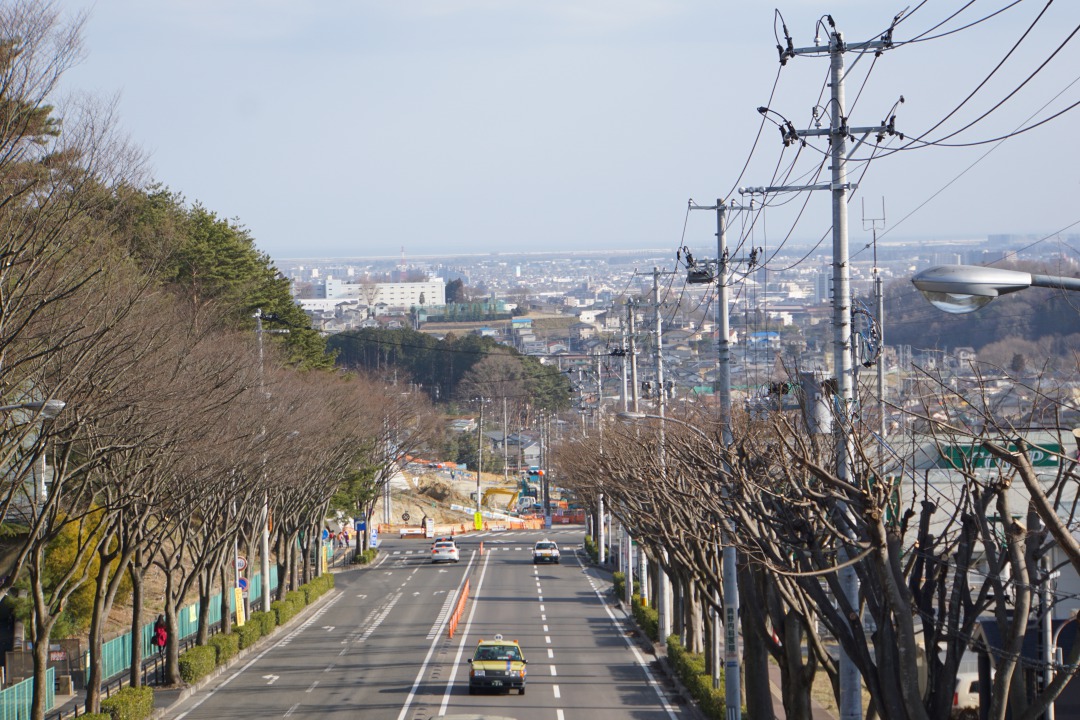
[65,2,1080,264]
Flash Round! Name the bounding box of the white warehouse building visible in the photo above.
[322,277,446,308]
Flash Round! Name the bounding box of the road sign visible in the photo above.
[369,529,379,548]
[237,577,248,590]
[322,528,330,541]
[402,512,411,522]
[355,520,366,532]
[235,556,247,571]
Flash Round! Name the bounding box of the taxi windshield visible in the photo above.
[475,645,522,661]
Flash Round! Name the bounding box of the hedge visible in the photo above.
[80,714,111,720]
[584,534,598,563]
[286,590,305,608]
[236,620,262,649]
[178,645,217,684]
[271,599,297,626]
[100,686,154,720]
[208,632,239,664]
[353,548,378,564]
[631,594,659,642]
[666,635,743,720]
[246,609,275,637]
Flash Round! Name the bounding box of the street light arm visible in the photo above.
[1030,274,1080,293]
[912,264,1080,314]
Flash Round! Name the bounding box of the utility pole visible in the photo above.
[740,18,900,720]
[254,309,272,614]
[653,267,672,641]
[863,198,887,441]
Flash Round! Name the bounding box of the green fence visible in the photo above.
[0,667,54,720]
[91,566,278,682]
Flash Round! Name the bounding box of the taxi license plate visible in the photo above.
[491,681,502,687]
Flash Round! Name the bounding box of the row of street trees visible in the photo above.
[0,4,441,718]
[558,364,1080,720]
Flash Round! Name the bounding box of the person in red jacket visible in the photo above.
[153,615,168,654]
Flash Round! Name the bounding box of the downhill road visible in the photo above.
[163,527,683,720]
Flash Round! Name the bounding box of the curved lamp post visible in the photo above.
[911,264,1080,314]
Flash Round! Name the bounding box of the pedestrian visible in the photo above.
[153,615,168,654]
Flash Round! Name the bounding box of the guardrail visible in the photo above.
[447,578,470,639]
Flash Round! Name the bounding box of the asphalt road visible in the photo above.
[163,527,683,720]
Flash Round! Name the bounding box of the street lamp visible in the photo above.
[911,264,1080,314]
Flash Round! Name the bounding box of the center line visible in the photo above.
[553,684,561,699]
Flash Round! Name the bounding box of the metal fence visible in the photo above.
[89,566,278,683]
[0,668,54,720]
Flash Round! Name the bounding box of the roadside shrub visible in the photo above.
[353,548,378,564]
[631,594,659,642]
[584,534,598,563]
[236,620,262,649]
[613,571,626,598]
[666,635,732,720]
[271,599,296,626]
[251,609,276,635]
[286,590,305,608]
[80,714,111,720]
[208,632,239,664]
[178,645,217,684]
[100,686,154,720]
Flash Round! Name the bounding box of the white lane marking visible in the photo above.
[543,625,549,633]
[539,596,543,602]
[547,648,554,659]
[553,684,561,699]
[545,636,551,644]
[359,592,402,641]
[395,550,479,720]
[427,591,459,639]
[173,595,342,720]
[557,710,565,720]
[579,555,679,720]
[540,605,545,612]
[306,681,319,692]
[437,552,496,717]
[542,615,547,622]
[284,702,300,717]
[550,665,557,676]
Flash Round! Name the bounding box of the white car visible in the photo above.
[431,541,460,563]
[532,540,560,564]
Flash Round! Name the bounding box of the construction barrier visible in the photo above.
[448,578,471,638]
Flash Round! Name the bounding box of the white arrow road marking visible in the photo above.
[322,626,335,631]
[263,674,279,685]
[356,594,367,599]
[433,590,446,595]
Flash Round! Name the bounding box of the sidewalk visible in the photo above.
[45,586,342,720]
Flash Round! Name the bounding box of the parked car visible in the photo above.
[431,541,460,563]
[532,539,560,564]
[952,671,979,719]
[468,634,527,694]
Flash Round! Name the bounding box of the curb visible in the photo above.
[151,587,342,718]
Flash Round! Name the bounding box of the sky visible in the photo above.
[63,1,1080,264]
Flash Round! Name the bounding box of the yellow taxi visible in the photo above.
[467,634,527,695]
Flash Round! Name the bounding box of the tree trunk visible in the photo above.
[128,555,145,687]
[740,562,775,720]
[220,565,233,635]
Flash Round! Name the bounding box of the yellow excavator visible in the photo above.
[481,487,519,512]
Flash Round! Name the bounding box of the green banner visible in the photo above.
[937,443,1062,469]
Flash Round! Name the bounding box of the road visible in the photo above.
[163,527,684,720]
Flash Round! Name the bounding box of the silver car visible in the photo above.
[431,541,460,563]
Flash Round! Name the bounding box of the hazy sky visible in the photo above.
[65,1,1080,264]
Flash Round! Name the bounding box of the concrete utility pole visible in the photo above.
[653,267,672,641]
[740,19,898,720]
[862,198,887,441]
[255,309,272,614]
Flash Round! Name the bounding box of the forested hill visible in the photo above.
[327,327,572,411]
[882,263,1080,368]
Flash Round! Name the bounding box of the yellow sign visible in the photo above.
[234,588,246,627]
[474,512,483,531]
